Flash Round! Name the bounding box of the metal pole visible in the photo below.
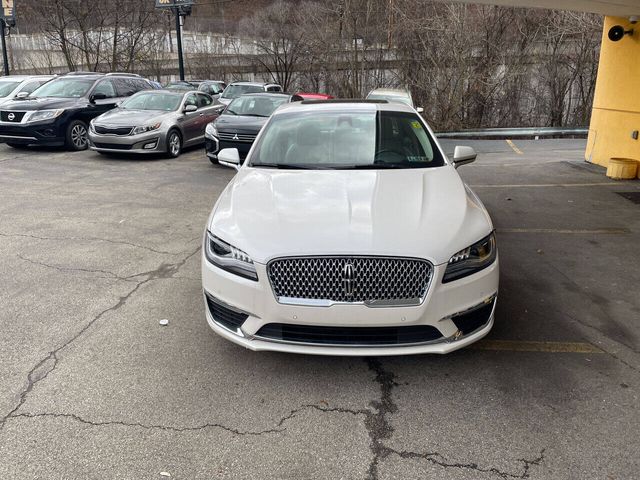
[0,20,9,76]
[175,9,185,81]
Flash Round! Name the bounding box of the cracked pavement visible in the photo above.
[1,140,639,479]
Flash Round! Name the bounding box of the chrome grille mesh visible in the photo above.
[268,257,432,304]
[218,132,257,143]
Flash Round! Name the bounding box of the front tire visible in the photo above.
[66,120,89,151]
[166,130,182,158]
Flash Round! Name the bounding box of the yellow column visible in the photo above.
[586,16,640,167]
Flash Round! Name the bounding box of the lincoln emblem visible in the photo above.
[342,263,355,298]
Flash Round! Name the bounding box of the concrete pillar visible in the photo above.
[586,16,640,167]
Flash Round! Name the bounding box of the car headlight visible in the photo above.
[443,232,496,283]
[131,122,161,135]
[26,109,64,123]
[204,231,257,281]
[205,123,218,138]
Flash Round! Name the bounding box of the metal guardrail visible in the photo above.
[435,126,588,139]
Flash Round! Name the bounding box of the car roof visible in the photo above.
[241,92,292,98]
[274,99,416,115]
[0,75,53,81]
[143,89,198,96]
[228,81,279,87]
[367,88,410,97]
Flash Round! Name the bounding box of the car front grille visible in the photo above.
[93,142,132,150]
[217,131,257,143]
[268,256,433,305]
[94,125,133,136]
[1,111,26,122]
[255,323,443,346]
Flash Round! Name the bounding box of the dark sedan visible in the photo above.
[205,92,302,164]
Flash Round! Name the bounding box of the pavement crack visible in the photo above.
[17,254,134,282]
[7,402,364,437]
[364,358,398,480]
[9,412,286,436]
[0,231,192,256]
[359,359,545,480]
[0,246,201,431]
[387,448,545,479]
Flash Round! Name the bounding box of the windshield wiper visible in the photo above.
[251,163,330,170]
[334,163,406,169]
[243,114,269,117]
[225,109,238,115]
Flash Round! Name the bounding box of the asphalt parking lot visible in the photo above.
[1,139,639,479]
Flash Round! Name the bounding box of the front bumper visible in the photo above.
[88,130,165,154]
[202,254,499,356]
[0,119,65,146]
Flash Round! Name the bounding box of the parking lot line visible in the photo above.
[472,182,626,188]
[497,227,630,235]
[506,139,524,154]
[471,340,604,353]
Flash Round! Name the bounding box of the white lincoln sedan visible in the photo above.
[202,100,498,356]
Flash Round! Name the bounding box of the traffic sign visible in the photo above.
[155,0,194,8]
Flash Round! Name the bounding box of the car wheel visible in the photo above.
[66,120,89,151]
[6,143,28,149]
[166,130,182,158]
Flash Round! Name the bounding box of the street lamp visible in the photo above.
[155,0,194,81]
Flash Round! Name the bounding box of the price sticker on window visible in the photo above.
[411,121,422,130]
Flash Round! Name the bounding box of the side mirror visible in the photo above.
[453,146,477,168]
[15,91,29,100]
[184,104,198,113]
[416,106,424,114]
[90,92,108,103]
[218,148,240,169]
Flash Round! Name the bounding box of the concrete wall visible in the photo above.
[586,16,640,166]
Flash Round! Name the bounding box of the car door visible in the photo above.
[195,93,219,138]
[180,93,201,144]
[88,79,119,119]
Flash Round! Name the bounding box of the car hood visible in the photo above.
[208,166,493,265]
[214,114,268,134]
[94,109,174,126]
[2,97,83,111]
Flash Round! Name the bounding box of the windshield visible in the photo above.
[0,81,21,97]
[367,93,412,106]
[121,92,182,111]
[31,78,95,98]
[221,84,264,99]
[249,111,445,170]
[225,95,288,117]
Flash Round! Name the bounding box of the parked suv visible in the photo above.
[0,72,152,150]
[0,75,54,106]
[218,81,282,106]
[197,80,227,99]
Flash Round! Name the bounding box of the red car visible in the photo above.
[296,93,335,101]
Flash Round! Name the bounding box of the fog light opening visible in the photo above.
[143,141,157,150]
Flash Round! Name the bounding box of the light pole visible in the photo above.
[174,8,185,81]
[155,0,192,81]
[0,19,9,76]
[0,0,16,76]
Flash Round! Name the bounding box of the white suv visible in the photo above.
[218,81,282,106]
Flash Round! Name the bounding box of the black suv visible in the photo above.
[0,72,152,151]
